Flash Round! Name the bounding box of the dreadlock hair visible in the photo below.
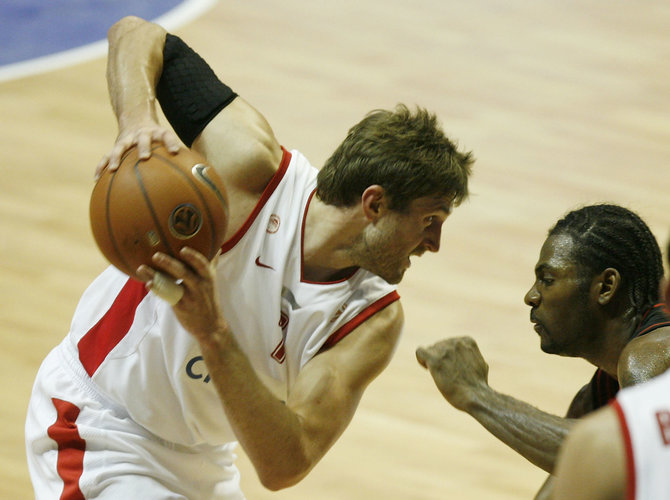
[548,204,664,314]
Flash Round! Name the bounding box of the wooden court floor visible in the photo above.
[1,1,669,498]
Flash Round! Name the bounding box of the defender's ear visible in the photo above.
[361,185,387,221]
[596,268,622,305]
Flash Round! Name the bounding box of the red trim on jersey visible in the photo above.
[77,278,149,377]
[47,398,86,500]
[220,147,292,254]
[321,291,400,350]
[656,410,670,445]
[612,400,636,500]
[636,303,670,336]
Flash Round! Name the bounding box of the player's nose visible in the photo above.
[424,222,442,252]
[524,284,540,307]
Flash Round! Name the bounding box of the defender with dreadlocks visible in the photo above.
[416,204,670,499]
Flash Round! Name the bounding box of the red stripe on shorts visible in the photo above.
[78,278,148,376]
[47,398,86,500]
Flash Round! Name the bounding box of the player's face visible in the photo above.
[358,196,452,284]
[524,234,598,356]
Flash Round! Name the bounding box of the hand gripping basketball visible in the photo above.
[90,143,228,294]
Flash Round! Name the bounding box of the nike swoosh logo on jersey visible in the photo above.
[255,256,274,270]
[192,163,226,205]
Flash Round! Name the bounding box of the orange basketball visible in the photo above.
[90,144,228,280]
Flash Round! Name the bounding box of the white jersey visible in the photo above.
[27,148,399,498]
[613,368,670,500]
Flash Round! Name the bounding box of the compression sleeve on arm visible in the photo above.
[156,34,238,147]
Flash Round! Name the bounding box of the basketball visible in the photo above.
[90,144,228,282]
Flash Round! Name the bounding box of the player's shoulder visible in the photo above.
[618,325,670,386]
[193,97,283,195]
[352,299,404,357]
[319,300,403,383]
[329,299,403,353]
[623,323,670,356]
[365,299,404,336]
[555,404,626,500]
[564,405,624,476]
[573,405,619,441]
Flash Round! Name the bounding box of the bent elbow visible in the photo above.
[107,16,145,41]
[259,474,305,492]
[256,459,312,491]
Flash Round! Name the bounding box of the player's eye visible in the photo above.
[539,276,554,286]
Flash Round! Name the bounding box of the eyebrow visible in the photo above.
[439,203,453,215]
[418,198,453,216]
[534,263,551,275]
[431,202,453,216]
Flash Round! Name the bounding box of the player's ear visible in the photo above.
[361,185,387,221]
[595,268,621,305]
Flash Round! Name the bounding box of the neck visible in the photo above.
[301,196,364,282]
[582,312,640,378]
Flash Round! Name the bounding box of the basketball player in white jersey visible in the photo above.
[25,15,473,499]
[553,240,670,500]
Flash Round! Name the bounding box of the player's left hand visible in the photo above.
[137,247,229,346]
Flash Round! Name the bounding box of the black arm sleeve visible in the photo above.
[156,34,238,147]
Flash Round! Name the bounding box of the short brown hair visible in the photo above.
[316,104,473,211]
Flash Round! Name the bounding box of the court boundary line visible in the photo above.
[0,0,217,83]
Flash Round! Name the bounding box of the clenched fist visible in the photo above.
[416,336,490,412]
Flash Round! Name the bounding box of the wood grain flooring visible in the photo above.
[1,1,669,498]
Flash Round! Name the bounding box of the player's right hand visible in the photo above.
[95,123,181,180]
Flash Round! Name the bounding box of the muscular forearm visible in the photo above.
[417,338,578,474]
[465,387,574,473]
[106,16,166,129]
[199,327,314,490]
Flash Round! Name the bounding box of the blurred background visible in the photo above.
[1,1,669,498]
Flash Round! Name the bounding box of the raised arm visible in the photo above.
[101,16,282,237]
[99,16,180,173]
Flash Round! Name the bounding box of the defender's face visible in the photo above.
[524,234,597,356]
[360,196,452,284]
